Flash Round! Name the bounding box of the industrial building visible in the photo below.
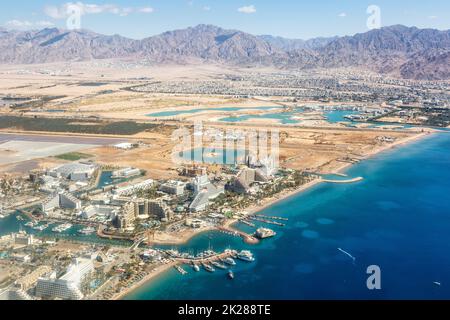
[48,162,96,182]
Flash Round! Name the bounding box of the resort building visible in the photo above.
[113,202,137,229]
[111,167,141,178]
[78,205,119,220]
[189,175,224,212]
[230,168,269,194]
[35,257,94,300]
[39,175,61,194]
[245,155,278,177]
[41,192,82,214]
[113,179,154,196]
[119,199,174,223]
[180,166,207,177]
[185,218,207,228]
[159,180,187,196]
[147,200,173,221]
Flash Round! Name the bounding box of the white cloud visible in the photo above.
[238,5,256,14]
[44,2,153,19]
[4,19,54,29]
[5,20,33,28]
[203,6,211,11]
[36,21,55,27]
[139,7,154,14]
[338,12,347,18]
[428,15,438,20]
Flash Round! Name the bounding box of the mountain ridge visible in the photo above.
[0,24,449,80]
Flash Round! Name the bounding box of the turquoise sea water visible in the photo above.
[178,147,247,164]
[147,106,281,117]
[2,133,449,299]
[0,214,131,247]
[219,112,301,124]
[148,106,359,126]
[124,133,450,300]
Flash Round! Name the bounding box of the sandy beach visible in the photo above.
[112,261,178,300]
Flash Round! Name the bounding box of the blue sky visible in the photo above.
[1,1,449,39]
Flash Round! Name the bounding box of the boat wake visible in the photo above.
[338,248,356,264]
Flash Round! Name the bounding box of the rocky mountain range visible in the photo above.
[0,24,449,80]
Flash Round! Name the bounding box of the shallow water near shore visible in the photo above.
[125,133,450,300]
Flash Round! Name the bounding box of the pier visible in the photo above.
[247,216,285,227]
[322,177,363,184]
[217,226,260,244]
[174,265,188,275]
[173,250,238,264]
[239,219,256,227]
[254,214,288,221]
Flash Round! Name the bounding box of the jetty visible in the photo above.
[322,177,363,184]
[173,250,239,265]
[217,226,260,244]
[239,219,256,227]
[174,265,188,275]
[254,214,288,221]
[247,216,285,227]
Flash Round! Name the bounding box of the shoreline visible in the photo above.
[113,130,432,300]
[112,261,178,301]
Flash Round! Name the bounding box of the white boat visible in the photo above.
[78,227,96,235]
[222,257,236,266]
[52,223,73,233]
[254,227,277,239]
[192,263,200,272]
[25,221,36,228]
[228,270,235,280]
[202,263,215,273]
[237,250,255,262]
[33,225,47,231]
[0,214,5,219]
[211,261,227,269]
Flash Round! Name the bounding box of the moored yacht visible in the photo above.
[211,261,227,269]
[52,223,73,233]
[237,250,255,262]
[202,263,215,272]
[254,227,277,239]
[192,262,200,272]
[78,226,96,235]
[222,257,236,266]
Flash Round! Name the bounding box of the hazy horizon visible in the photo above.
[2,22,450,42]
[1,1,450,40]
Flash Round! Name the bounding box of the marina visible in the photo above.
[52,223,73,233]
[125,133,450,300]
[247,216,286,227]
[174,265,188,275]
